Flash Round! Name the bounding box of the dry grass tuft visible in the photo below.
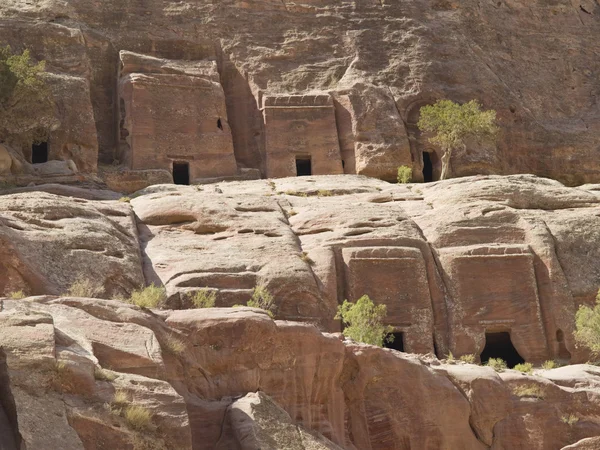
[190,289,216,308]
[161,333,186,355]
[561,414,579,426]
[94,367,117,382]
[124,405,153,431]
[513,384,544,399]
[66,277,103,298]
[129,284,166,308]
[459,354,476,364]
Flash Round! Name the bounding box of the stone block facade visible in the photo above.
[438,245,549,362]
[262,94,344,178]
[117,52,238,183]
[342,246,434,354]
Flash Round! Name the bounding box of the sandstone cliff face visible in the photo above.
[0,0,598,184]
[2,175,600,366]
[2,300,600,450]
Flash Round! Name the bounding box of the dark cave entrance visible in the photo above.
[422,151,433,182]
[385,332,405,352]
[31,142,48,164]
[217,118,223,130]
[172,161,190,185]
[480,332,525,368]
[296,157,312,176]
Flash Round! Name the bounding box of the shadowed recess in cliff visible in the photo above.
[480,332,525,368]
[0,348,21,450]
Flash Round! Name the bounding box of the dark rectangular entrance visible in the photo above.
[31,142,48,164]
[172,162,190,185]
[385,332,405,352]
[295,157,312,176]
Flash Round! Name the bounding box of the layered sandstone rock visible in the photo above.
[1,300,600,449]
[0,0,598,184]
[0,192,144,298]
[2,174,600,365]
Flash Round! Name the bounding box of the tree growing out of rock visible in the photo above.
[574,289,600,355]
[0,46,57,144]
[417,99,498,180]
[335,295,394,347]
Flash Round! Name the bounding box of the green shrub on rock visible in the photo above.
[513,362,533,374]
[0,46,57,143]
[397,165,412,184]
[335,295,394,347]
[486,357,507,372]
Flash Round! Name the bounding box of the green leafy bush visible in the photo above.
[190,289,216,308]
[397,165,412,184]
[418,100,498,180]
[0,46,57,143]
[335,295,394,347]
[486,358,507,372]
[575,290,600,355]
[513,362,533,374]
[129,284,166,308]
[8,290,25,299]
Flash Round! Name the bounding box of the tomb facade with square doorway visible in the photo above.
[117,51,238,184]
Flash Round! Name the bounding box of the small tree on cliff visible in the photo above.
[0,46,56,144]
[335,295,394,347]
[417,99,498,180]
[574,289,600,355]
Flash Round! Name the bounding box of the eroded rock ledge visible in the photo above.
[1,299,600,450]
[2,175,600,365]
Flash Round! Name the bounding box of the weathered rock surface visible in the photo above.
[2,300,600,450]
[0,0,598,184]
[217,391,344,450]
[0,192,144,298]
[2,174,600,364]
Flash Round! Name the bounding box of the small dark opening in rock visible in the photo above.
[217,118,223,130]
[480,332,525,368]
[385,332,405,352]
[296,157,312,176]
[433,334,440,358]
[172,161,190,185]
[422,151,433,182]
[556,329,571,361]
[342,160,345,169]
[31,142,48,164]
